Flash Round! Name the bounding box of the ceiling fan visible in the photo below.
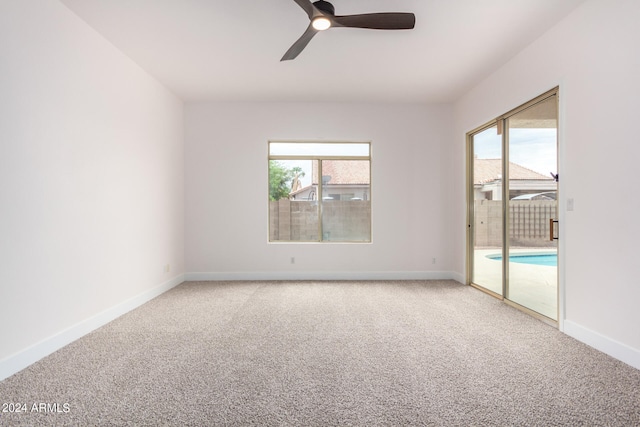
[281,0,416,61]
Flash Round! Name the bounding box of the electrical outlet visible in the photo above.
[291,257,295,264]
[432,258,436,264]
[165,264,170,273]
[567,198,574,211]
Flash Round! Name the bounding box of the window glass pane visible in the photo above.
[321,160,370,242]
[472,125,503,295]
[269,160,318,241]
[270,142,369,157]
[507,95,558,320]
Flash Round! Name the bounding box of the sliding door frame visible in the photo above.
[466,87,562,327]
[466,121,504,299]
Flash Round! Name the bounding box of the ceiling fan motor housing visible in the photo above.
[313,1,335,16]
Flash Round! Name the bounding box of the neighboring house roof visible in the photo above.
[312,160,370,185]
[289,184,313,198]
[474,158,552,185]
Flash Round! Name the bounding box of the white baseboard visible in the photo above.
[185,271,458,282]
[563,320,640,370]
[450,271,465,284]
[0,274,185,382]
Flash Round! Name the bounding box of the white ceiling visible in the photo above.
[59,0,585,104]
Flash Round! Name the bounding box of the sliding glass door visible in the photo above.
[506,95,558,319]
[468,89,559,321]
[470,125,503,296]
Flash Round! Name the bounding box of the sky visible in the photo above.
[473,126,557,177]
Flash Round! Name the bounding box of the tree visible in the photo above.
[269,161,305,201]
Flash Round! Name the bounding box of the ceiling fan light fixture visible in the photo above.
[312,16,331,31]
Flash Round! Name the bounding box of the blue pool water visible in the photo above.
[489,254,557,267]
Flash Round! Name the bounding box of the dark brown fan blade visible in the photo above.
[293,0,316,19]
[332,13,415,30]
[281,23,319,61]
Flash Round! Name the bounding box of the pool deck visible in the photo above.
[473,247,558,320]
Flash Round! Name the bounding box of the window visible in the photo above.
[268,141,371,242]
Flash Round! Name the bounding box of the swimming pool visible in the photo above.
[488,253,557,267]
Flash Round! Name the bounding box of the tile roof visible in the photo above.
[474,158,552,185]
[312,160,370,185]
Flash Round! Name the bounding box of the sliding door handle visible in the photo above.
[550,219,559,241]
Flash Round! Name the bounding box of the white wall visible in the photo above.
[0,0,185,379]
[185,102,455,281]
[5,0,636,382]
[452,0,640,368]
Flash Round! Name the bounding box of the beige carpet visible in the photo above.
[1,280,638,426]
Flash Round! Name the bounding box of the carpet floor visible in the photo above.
[0,280,639,426]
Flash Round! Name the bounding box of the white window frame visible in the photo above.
[268,140,372,243]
